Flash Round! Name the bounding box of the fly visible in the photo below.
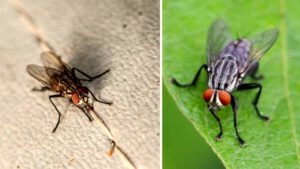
[27,51,112,133]
[172,19,279,145]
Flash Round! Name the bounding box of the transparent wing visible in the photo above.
[206,19,232,67]
[248,28,279,64]
[41,51,70,71]
[27,65,64,88]
[26,64,54,88]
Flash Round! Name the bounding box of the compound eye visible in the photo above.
[71,93,80,104]
[218,90,231,106]
[203,88,214,102]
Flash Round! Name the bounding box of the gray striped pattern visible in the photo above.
[208,39,251,92]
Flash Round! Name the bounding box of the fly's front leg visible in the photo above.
[87,88,113,105]
[72,68,110,82]
[231,95,245,146]
[172,64,208,87]
[75,105,93,121]
[237,83,269,121]
[209,109,223,141]
[49,94,63,133]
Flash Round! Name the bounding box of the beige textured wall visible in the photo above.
[0,0,160,169]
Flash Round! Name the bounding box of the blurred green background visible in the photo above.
[163,85,224,169]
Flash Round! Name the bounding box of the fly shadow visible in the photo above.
[67,31,113,92]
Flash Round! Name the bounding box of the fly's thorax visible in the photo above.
[208,39,251,92]
[203,88,231,111]
[208,55,240,92]
[220,39,251,69]
[56,72,80,93]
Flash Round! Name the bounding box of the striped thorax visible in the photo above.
[204,39,251,110]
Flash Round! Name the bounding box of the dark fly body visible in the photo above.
[172,20,278,145]
[27,52,112,133]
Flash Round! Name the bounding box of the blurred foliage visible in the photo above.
[163,0,300,168]
[163,85,224,169]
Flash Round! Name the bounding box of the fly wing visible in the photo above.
[206,19,232,68]
[27,65,64,88]
[26,64,54,88]
[246,28,279,71]
[41,52,71,71]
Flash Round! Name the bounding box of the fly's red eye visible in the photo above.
[218,90,231,106]
[203,88,214,102]
[71,93,80,104]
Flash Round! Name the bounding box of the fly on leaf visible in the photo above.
[172,19,279,146]
[27,52,112,133]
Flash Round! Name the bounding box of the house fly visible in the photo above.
[172,20,278,145]
[27,52,112,133]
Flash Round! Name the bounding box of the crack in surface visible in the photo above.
[10,0,54,52]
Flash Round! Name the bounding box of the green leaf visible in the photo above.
[163,0,300,168]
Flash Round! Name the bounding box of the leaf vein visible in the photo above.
[279,0,300,165]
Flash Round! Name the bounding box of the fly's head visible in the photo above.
[71,86,94,110]
[203,88,231,112]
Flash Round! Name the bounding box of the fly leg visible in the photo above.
[247,62,263,80]
[237,83,269,121]
[231,95,245,146]
[172,64,208,87]
[72,68,110,82]
[49,94,63,133]
[87,88,113,105]
[209,109,223,141]
[75,105,93,121]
